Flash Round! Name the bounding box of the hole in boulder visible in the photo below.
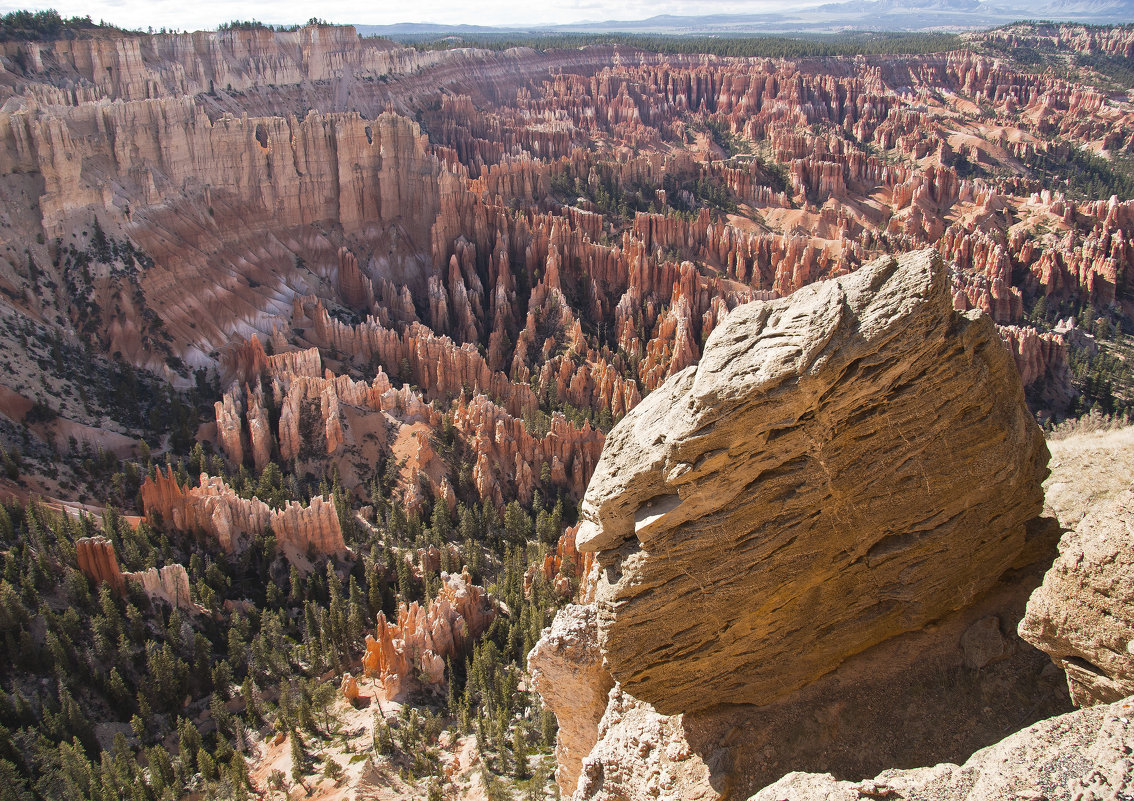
[1064,655,1109,678]
[634,493,682,535]
[254,123,269,149]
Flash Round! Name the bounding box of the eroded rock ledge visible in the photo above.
[1020,427,1134,708]
[574,248,1048,715]
[751,696,1134,801]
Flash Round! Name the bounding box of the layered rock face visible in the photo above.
[574,249,1048,714]
[578,416,1134,801]
[0,26,449,103]
[552,574,1073,801]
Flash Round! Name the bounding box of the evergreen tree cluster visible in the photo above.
[404,31,966,58]
[0,10,123,42]
[0,411,576,799]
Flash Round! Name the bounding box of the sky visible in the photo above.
[0,0,827,30]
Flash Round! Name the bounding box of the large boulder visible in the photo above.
[575,249,1049,714]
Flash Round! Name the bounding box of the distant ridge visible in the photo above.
[357,0,1134,37]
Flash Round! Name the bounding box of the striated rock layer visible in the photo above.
[575,248,1048,714]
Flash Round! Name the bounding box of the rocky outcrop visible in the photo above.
[129,564,198,613]
[214,391,245,468]
[1020,487,1134,707]
[140,467,345,563]
[530,248,1074,801]
[574,249,1047,714]
[270,494,347,561]
[977,23,1134,59]
[750,695,1134,801]
[340,673,360,704]
[361,570,495,701]
[528,604,615,797]
[76,536,199,612]
[76,536,126,595]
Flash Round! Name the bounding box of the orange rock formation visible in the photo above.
[139,467,346,562]
[76,536,126,596]
[75,536,199,612]
[361,570,495,701]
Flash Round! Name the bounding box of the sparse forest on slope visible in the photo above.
[0,16,1130,800]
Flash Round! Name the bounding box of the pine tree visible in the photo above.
[347,576,365,649]
[512,723,530,779]
[289,730,308,785]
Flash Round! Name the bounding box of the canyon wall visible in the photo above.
[6,27,1130,528]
